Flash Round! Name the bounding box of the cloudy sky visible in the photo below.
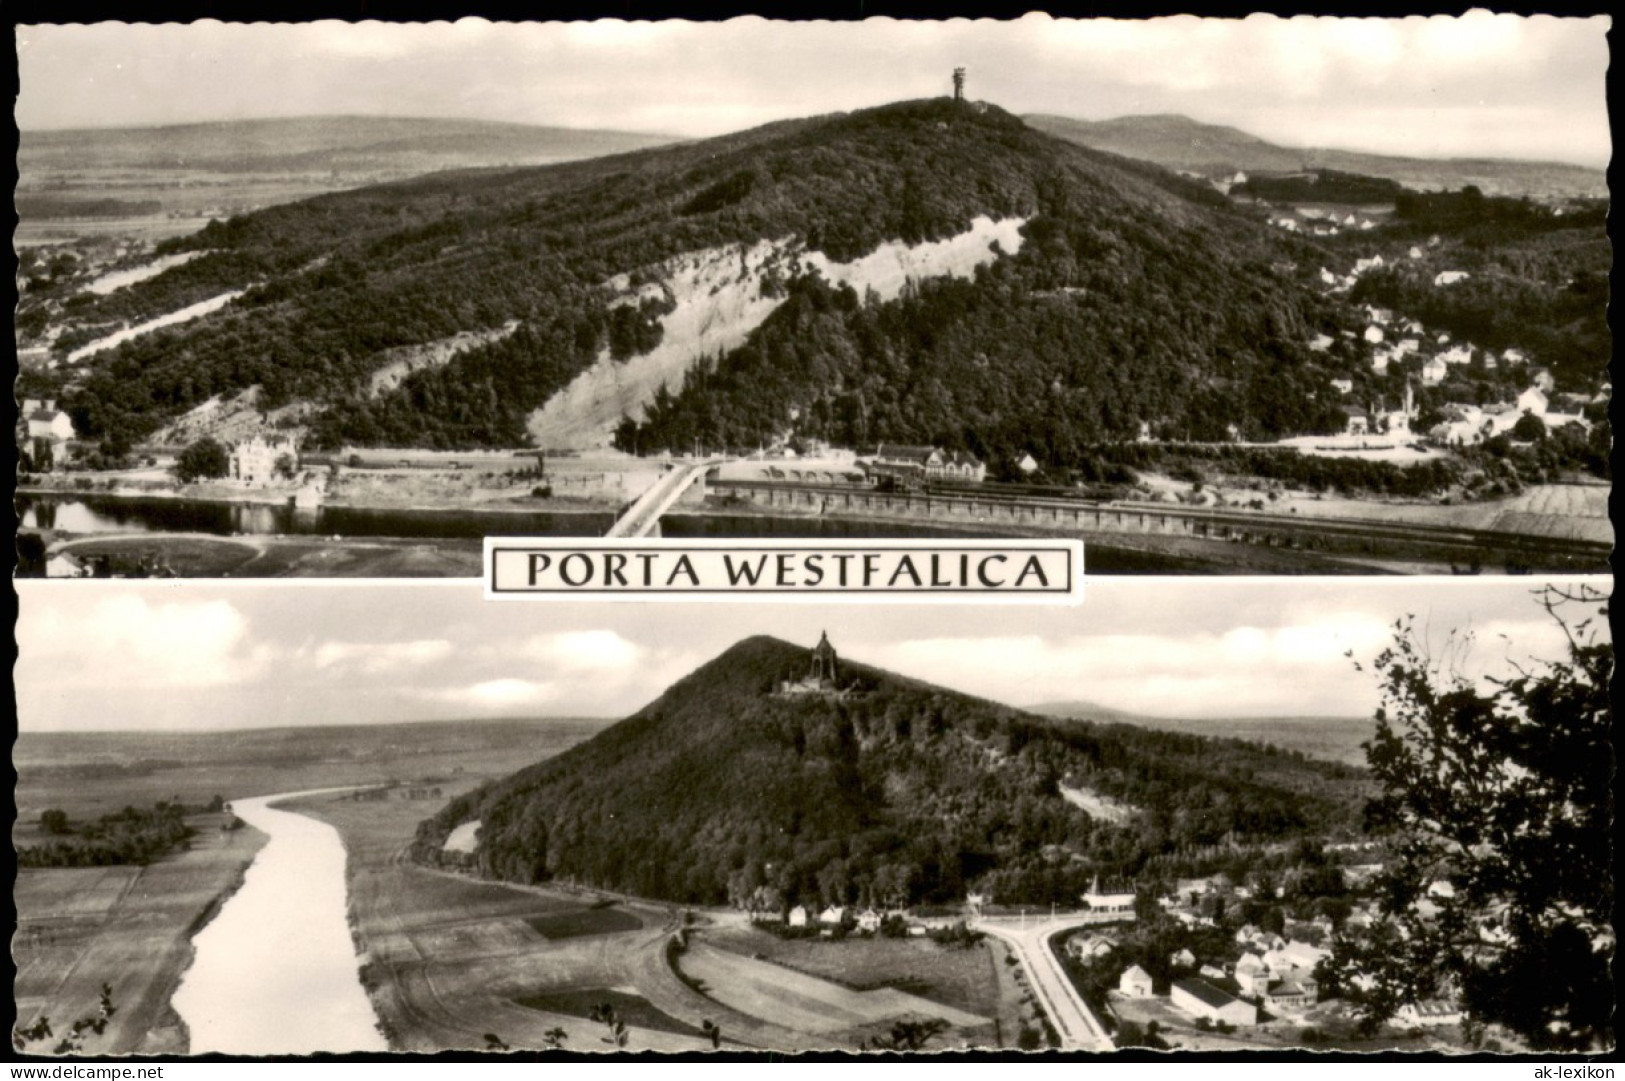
[15,576,1604,733]
[15,13,1612,166]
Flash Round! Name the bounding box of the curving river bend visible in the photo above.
[171,791,386,1055]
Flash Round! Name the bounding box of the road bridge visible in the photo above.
[605,460,722,537]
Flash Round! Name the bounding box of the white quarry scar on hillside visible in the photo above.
[525,215,1029,450]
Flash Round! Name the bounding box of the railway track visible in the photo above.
[710,480,1611,569]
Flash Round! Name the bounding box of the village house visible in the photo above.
[1437,344,1473,367]
[856,909,882,934]
[1530,367,1555,393]
[1517,387,1549,416]
[22,399,76,444]
[1433,270,1470,286]
[45,551,89,579]
[1198,964,1228,982]
[1421,357,1449,386]
[1170,948,1197,970]
[1068,934,1118,961]
[228,434,298,485]
[788,905,810,928]
[866,444,986,484]
[1280,941,1332,972]
[1171,978,1257,1027]
[1082,876,1136,916]
[1330,378,1353,395]
[1309,332,1334,352]
[1015,452,1039,476]
[1363,325,1385,344]
[1341,406,1370,436]
[818,905,846,926]
[1118,964,1155,998]
[1398,1000,1463,1027]
[1234,953,1272,997]
[1264,975,1318,1014]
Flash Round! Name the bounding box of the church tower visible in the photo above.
[952,67,966,102]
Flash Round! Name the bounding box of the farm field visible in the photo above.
[699,924,1024,1047]
[281,790,717,1053]
[14,719,604,831]
[13,813,264,1055]
[672,938,993,1047]
[282,785,1021,1053]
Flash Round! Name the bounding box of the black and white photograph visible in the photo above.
[8,8,1616,1072]
[13,14,1612,577]
[11,576,1611,1056]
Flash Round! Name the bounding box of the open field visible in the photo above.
[527,907,644,941]
[281,790,718,1053]
[13,814,265,1055]
[515,988,704,1039]
[701,925,1022,1046]
[673,938,992,1047]
[279,784,1017,1052]
[15,719,607,830]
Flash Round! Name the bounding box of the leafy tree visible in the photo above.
[39,809,70,835]
[700,1019,721,1049]
[174,437,230,482]
[1511,412,1547,442]
[1326,586,1612,1050]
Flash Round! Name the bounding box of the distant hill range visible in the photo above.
[415,634,1367,908]
[1033,700,1376,768]
[20,115,678,180]
[1024,113,1607,200]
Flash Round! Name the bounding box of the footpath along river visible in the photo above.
[170,791,386,1054]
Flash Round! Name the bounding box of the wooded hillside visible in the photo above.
[416,636,1367,909]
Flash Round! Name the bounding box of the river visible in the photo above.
[17,491,1216,572]
[170,791,386,1055]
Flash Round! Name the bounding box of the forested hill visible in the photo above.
[414,636,1367,909]
[57,98,1357,458]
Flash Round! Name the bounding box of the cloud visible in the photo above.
[421,678,558,713]
[313,638,454,673]
[17,592,275,691]
[515,630,647,672]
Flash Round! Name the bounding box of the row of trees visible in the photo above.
[19,801,199,868]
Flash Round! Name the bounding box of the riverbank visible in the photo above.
[12,813,267,1055]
